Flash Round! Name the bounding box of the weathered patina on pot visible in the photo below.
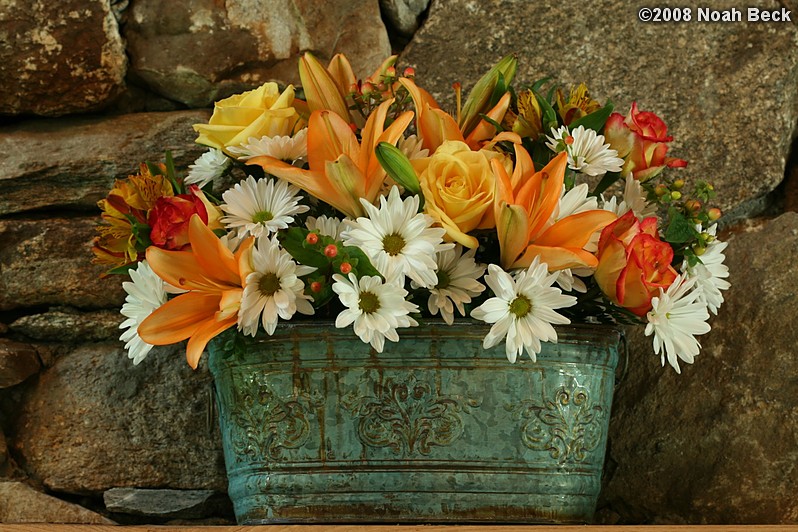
[208,320,621,524]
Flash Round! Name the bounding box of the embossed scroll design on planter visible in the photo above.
[227,372,322,463]
[343,373,482,456]
[508,381,604,463]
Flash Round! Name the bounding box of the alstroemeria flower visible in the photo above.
[492,148,617,271]
[594,210,679,316]
[138,215,254,368]
[248,99,413,218]
[604,102,688,181]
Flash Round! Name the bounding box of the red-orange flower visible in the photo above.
[594,210,678,316]
[604,102,687,182]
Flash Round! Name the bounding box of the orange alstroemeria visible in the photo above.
[249,99,414,218]
[492,148,617,271]
[137,215,254,369]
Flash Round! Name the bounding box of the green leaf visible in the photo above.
[591,171,622,197]
[459,54,517,136]
[105,262,139,276]
[664,207,697,244]
[534,90,558,133]
[570,101,614,132]
[164,150,182,193]
[375,142,420,196]
[342,245,381,277]
[279,227,330,269]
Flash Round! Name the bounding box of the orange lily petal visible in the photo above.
[247,156,332,201]
[188,215,240,287]
[308,110,360,171]
[512,244,600,271]
[496,202,530,269]
[535,210,618,248]
[137,292,221,345]
[185,313,238,369]
[527,152,568,238]
[464,92,511,150]
[146,247,217,292]
[299,52,350,119]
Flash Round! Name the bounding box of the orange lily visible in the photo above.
[399,77,512,152]
[248,99,414,218]
[492,148,617,271]
[300,52,398,125]
[137,215,254,369]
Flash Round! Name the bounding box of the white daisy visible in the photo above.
[332,273,419,352]
[603,174,658,220]
[551,183,598,222]
[471,258,577,363]
[238,235,316,336]
[645,275,711,374]
[306,215,346,241]
[119,261,168,365]
[546,125,623,177]
[342,186,453,288]
[554,268,587,293]
[185,148,230,188]
[412,246,486,325]
[220,176,310,238]
[682,224,730,315]
[227,128,309,163]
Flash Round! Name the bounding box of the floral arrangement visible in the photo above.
[93,53,729,374]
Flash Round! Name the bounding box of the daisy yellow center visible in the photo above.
[258,273,281,296]
[435,270,451,290]
[382,233,406,256]
[358,291,381,314]
[253,210,274,224]
[509,295,532,318]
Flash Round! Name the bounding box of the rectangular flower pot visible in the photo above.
[208,320,621,524]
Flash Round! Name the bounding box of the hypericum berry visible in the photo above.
[361,81,375,94]
[385,66,396,77]
[564,135,575,146]
[672,178,685,190]
[324,244,338,258]
[306,232,319,245]
[654,184,669,197]
[708,207,722,221]
[670,191,682,201]
[310,281,322,293]
[403,66,415,77]
[340,262,352,274]
[684,199,701,212]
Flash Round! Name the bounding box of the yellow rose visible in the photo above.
[193,83,304,152]
[413,140,503,249]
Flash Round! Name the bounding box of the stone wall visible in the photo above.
[1,0,797,525]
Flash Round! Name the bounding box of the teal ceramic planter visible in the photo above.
[208,320,621,524]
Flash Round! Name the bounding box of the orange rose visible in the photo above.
[604,102,687,182]
[594,211,678,316]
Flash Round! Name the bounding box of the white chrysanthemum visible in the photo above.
[238,235,316,336]
[551,183,598,222]
[546,125,623,177]
[227,128,309,162]
[412,246,486,325]
[603,174,658,220]
[185,148,231,188]
[681,224,730,315]
[306,215,346,241]
[119,261,168,365]
[221,176,310,238]
[398,134,430,160]
[332,273,419,352]
[554,268,587,293]
[471,258,577,363]
[645,275,711,374]
[342,186,453,288]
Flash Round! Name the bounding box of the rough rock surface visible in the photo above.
[104,488,231,519]
[12,343,227,494]
[10,309,122,343]
[0,218,126,311]
[0,0,127,116]
[601,212,798,524]
[0,481,116,524]
[0,110,210,216]
[0,339,41,388]
[399,0,798,218]
[125,0,391,107]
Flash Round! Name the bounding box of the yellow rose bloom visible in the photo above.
[193,83,304,152]
[413,140,504,249]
